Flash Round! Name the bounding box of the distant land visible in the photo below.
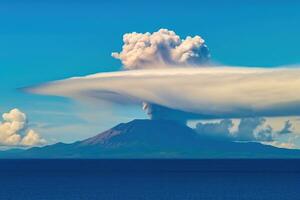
[1,119,300,158]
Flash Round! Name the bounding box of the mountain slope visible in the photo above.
[1,119,300,158]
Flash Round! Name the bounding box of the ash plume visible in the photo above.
[112,28,210,70]
[113,28,210,121]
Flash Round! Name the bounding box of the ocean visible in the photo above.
[0,159,299,200]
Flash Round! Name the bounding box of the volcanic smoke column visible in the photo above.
[112,28,211,122]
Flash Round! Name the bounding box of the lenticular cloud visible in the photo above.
[112,29,210,69]
[27,66,300,119]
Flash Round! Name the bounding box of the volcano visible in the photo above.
[1,119,300,158]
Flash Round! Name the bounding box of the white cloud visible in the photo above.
[112,29,210,69]
[195,118,275,142]
[21,129,46,146]
[27,67,300,119]
[194,117,298,148]
[0,109,46,147]
[235,118,274,142]
[195,119,233,139]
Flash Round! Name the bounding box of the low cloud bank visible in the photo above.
[0,109,46,147]
[195,119,234,139]
[195,117,296,148]
[112,29,210,69]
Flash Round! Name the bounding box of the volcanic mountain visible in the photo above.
[1,119,300,158]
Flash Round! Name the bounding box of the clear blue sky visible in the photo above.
[1,0,300,143]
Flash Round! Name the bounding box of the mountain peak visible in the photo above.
[1,119,300,158]
[80,119,198,147]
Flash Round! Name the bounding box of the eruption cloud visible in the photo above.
[112,29,210,69]
[112,28,210,120]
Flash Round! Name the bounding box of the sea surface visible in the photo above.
[0,159,299,200]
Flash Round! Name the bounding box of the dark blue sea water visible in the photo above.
[0,159,299,200]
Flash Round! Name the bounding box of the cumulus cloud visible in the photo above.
[195,117,295,147]
[27,67,300,120]
[0,109,46,147]
[235,118,274,142]
[112,29,210,69]
[195,119,233,139]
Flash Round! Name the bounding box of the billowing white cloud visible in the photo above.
[112,29,210,69]
[27,67,300,119]
[235,118,273,142]
[0,109,46,147]
[195,118,274,141]
[21,129,45,146]
[195,117,297,148]
[113,28,210,119]
[195,119,233,139]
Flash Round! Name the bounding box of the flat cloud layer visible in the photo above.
[27,66,300,119]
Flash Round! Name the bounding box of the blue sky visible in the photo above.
[1,0,300,144]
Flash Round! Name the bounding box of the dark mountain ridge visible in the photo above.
[1,119,300,158]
